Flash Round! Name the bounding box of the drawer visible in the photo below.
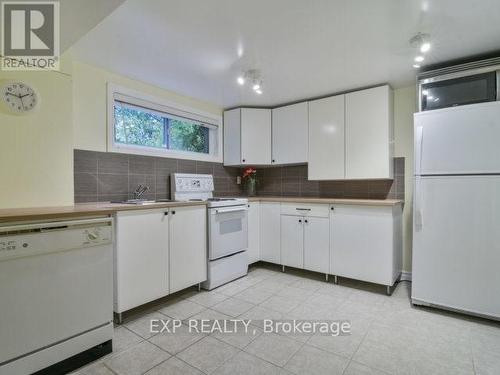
[280,203,329,218]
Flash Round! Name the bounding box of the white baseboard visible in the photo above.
[400,271,412,281]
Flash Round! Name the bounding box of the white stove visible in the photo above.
[171,173,248,205]
[171,174,249,290]
[207,197,249,208]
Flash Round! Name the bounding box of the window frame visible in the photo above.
[107,83,222,162]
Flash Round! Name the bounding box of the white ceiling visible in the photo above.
[60,0,126,52]
[69,0,500,108]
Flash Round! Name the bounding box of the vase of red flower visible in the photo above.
[242,167,257,196]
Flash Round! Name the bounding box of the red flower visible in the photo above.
[242,167,257,178]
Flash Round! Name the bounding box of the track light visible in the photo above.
[420,42,431,53]
[409,32,431,68]
[236,69,263,95]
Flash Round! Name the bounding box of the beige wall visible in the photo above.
[72,61,222,152]
[0,58,222,209]
[0,57,74,209]
[394,85,417,273]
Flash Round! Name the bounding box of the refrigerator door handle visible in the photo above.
[415,126,424,175]
[415,176,423,231]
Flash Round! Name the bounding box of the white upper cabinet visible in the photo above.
[225,85,393,176]
[272,102,308,165]
[345,85,394,179]
[241,108,272,165]
[223,108,241,166]
[308,95,345,180]
[223,108,271,166]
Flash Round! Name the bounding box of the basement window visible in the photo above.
[108,84,221,162]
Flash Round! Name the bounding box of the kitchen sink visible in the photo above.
[112,199,171,205]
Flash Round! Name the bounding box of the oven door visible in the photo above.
[209,205,248,260]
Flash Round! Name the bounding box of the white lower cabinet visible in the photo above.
[257,200,402,289]
[281,215,304,268]
[114,206,207,314]
[169,206,207,294]
[330,204,402,287]
[304,216,330,273]
[260,202,281,263]
[280,211,330,274]
[114,209,169,313]
[247,202,261,264]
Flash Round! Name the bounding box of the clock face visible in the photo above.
[1,82,38,113]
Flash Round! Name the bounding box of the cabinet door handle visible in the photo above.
[299,219,302,223]
[172,210,176,215]
[330,206,334,211]
[164,211,169,216]
[304,219,308,223]
[272,159,275,163]
[296,208,311,211]
[242,159,246,163]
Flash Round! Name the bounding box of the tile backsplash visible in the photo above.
[73,150,241,203]
[255,157,404,200]
[74,150,404,203]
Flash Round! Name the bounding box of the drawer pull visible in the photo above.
[295,208,311,211]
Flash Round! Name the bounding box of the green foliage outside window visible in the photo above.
[168,119,209,154]
[114,103,210,154]
[114,106,165,148]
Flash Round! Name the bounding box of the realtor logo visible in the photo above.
[1,1,60,70]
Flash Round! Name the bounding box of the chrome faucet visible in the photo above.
[133,184,150,200]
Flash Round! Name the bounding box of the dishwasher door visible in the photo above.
[0,218,113,367]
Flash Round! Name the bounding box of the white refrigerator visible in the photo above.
[412,101,500,320]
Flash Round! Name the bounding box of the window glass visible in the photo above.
[113,101,212,155]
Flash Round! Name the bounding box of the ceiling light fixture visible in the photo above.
[236,69,263,95]
[420,42,431,53]
[409,32,431,69]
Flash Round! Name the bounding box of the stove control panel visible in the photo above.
[171,173,214,201]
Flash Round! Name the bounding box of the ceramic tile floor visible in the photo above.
[73,265,500,375]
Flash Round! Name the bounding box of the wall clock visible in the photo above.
[1,81,39,114]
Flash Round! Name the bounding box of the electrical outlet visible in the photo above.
[236,176,241,185]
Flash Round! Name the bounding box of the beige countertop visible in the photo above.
[0,201,207,223]
[247,196,403,206]
[0,196,402,223]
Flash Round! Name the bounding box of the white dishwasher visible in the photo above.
[0,217,114,375]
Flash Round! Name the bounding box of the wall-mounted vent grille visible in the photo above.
[418,57,500,81]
